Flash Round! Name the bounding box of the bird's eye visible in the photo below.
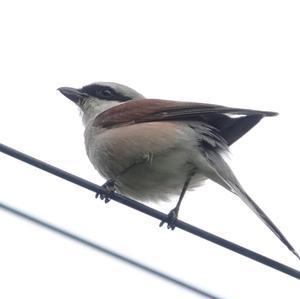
[101,88,114,97]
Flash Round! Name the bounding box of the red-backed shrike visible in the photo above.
[58,82,299,260]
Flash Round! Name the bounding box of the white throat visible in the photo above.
[81,99,121,127]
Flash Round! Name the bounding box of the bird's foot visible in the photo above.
[159,208,178,230]
[95,179,116,203]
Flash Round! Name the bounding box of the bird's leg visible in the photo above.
[160,170,196,230]
[96,154,152,203]
[97,179,117,203]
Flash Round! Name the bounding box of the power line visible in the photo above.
[1,142,300,280]
[0,201,220,299]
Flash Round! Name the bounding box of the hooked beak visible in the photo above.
[57,87,87,104]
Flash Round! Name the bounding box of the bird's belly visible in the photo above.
[85,122,205,201]
[115,150,206,202]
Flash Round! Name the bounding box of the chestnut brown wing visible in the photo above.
[93,99,278,145]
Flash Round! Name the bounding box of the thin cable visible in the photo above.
[0,202,220,299]
[1,143,300,280]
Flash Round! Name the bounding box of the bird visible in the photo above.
[58,81,299,260]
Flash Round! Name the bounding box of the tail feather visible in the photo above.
[237,190,300,260]
[202,149,300,260]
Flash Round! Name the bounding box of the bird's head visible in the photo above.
[58,82,144,124]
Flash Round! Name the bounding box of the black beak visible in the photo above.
[57,87,87,104]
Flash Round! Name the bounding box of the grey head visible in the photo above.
[58,82,145,107]
[58,82,145,125]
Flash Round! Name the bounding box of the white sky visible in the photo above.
[1,0,300,298]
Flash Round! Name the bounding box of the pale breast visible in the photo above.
[84,121,199,185]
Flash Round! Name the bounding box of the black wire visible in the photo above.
[1,143,300,280]
[0,201,220,299]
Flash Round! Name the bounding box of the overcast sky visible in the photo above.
[1,1,300,298]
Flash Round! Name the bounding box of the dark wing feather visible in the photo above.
[93,99,278,145]
[202,114,264,145]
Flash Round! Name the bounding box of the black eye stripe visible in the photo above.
[80,84,131,102]
[80,84,109,97]
[102,89,113,96]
